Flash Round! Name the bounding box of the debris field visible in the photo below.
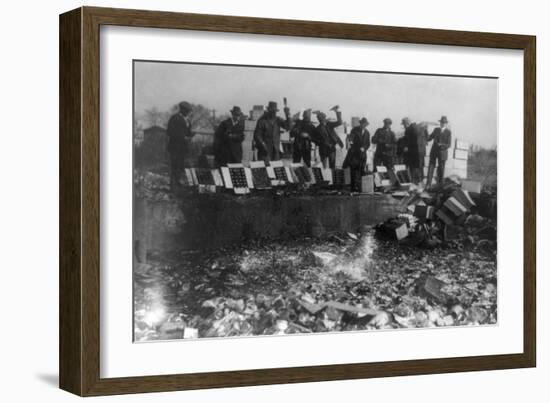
[134,222,496,342]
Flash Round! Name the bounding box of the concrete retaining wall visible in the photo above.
[134,193,402,258]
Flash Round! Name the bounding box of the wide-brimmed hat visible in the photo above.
[439,116,449,124]
[178,101,192,112]
[384,117,393,124]
[359,117,369,125]
[267,101,279,111]
[230,106,242,115]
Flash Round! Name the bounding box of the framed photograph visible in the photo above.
[59,6,536,396]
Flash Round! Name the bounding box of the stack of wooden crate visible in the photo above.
[424,138,469,179]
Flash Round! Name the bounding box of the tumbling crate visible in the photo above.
[332,168,345,187]
[374,166,392,187]
[360,175,374,193]
[211,169,224,187]
[194,168,216,186]
[451,188,476,209]
[179,169,194,186]
[461,179,482,194]
[414,202,435,220]
[444,197,468,217]
[454,148,469,160]
[221,163,254,194]
[310,166,327,184]
[249,161,272,189]
[198,184,216,193]
[268,160,293,185]
[378,218,409,240]
[184,168,198,186]
[291,163,313,184]
[322,168,333,185]
[435,207,455,226]
[393,164,412,188]
[455,139,470,150]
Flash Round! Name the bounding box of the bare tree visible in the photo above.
[144,107,170,127]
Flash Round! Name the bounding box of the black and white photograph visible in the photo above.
[132,60,498,342]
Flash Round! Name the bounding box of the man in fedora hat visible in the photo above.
[253,101,291,162]
[166,101,195,191]
[214,106,245,166]
[313,105,343,169]
[372,118,396,171]
[426,115,452,187]
[343,117,371,191]
[290,109,316,167]
[402,117,428,184]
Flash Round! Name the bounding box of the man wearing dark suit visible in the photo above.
[313,105,343,169]
[427,115,452,188]
[344,117,370,192]
[396,135,407,165]
[166,101,194,191]
[372,118,396,170]
[214,106,245,166]
[402,117,428,184]
[290,109,316,167]
[253,101,291,162]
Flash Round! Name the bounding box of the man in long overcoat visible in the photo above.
[290,109,316,167]
[372,118,396,170]
[313,105,343,169]
[214,106,245,166]
[253,101,291,162]
[343,117,370,192]
[166,101,194,191]
[426,115,452,187]
[402,117,428,184]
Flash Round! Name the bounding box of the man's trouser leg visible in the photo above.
[302,149,311,167]
[292,150,301,164]
[320,152,328,169]
[426,163,435,188]
[383,155,394,170]
[437,158,446,184]
[327,150,336,169]
[350,167,361,192]
[418,156,425,181]
[170,157,182,192]
[373,155,381,172]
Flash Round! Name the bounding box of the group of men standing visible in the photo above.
[212,101,345,170]
[343,115,452,191]
[166,99,452,192]
[290,105,343,169]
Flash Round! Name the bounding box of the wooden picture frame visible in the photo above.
[59,6,536,396]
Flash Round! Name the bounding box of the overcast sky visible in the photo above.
[134,61,498,148]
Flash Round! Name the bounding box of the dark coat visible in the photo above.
[428,127,452,161]
[214,117,245,165]
[343,126,370,170]
[404,123,428,167]
[372,127,397,158]
[166,112,193,157]
[290,119,316,153]
[313,111,343,157]
[396,136,407,160]
[253,113,291,160]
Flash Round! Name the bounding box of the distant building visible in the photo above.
[249,105,265,121]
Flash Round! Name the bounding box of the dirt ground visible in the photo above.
[134,224,497,342]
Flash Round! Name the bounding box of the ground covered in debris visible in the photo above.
[134,222,497,341]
